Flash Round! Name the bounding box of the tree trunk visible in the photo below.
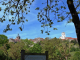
[67,0,80,48]
[65,57,67,60]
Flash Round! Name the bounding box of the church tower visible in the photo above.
[61,32,66,39]
[59,32,66,39]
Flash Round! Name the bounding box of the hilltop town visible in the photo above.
[9,32,78,43]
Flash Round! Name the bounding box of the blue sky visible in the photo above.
[0,0,78,39]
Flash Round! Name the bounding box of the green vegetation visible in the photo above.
[0,34,79,60]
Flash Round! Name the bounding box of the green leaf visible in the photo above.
[51,10,54,12]
[28,10,30,12]
[64,7,66,9]
[53,28,58,30]
[77,11,80,14]
[12,23,15,25]
[3,19,5,21]
[37,15,39,18]
[9,19,11,22]
[0,7,1,11]
[19,27,22,31]
[56,7,59,11]
[51,22,53,24]
[26,12,28,14]
[38,19,40,20]
[38,12,40,14]
[45,24,48,26]
[51,5,54,8]
[24,8,27,11]
[0,18,2,21]
[25,4,28,6]
[16,9,18,12]
[45,31,48,33]
[60,16,65,20]
[26,19,28,22]
[35,7,39,10]
[55,4,58,6]
[42,18,44,20]
[20,5,23,9]
[41,30,43,34]
[57,20,61,22]
[41,25,43,27]
[47,33,50,35]
[61,6,63,9]
[57,14,60,16]
[66,12,70,14]
[67,19,72,23]
[48,5,50,8]
[22,10,24,13]
[44,8,47,11]
[40,15,42,18]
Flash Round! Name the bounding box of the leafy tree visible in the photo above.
[28,43,42,53]
[7,40,28,60]
[71,39,78,45]
[0,49,7,60]
[40,38,67,60]
[70,47,80,52]
[21,38,34,48]
[0,34,8,46]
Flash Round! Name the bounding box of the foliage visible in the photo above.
[28,43,42,53]
[71,39,78,45]
[71,51,80,60]
[0,0,34,32]
[70,47,80,52]
[0,34,8,46]
[0,37,80,60]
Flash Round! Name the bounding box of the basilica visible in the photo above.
[59,32,77,42]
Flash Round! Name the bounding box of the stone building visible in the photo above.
[59,32,77,42]
[9,34,21,43]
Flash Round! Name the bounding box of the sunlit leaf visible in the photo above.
[25,4,28,6]
[53,28,58,30]
[56,7,59,11]
[45,24,48,26]
[67,19,72,23]
[35,7,39,10]
[26,19,28,22]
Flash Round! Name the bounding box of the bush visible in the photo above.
[70,47,80,52]
[71,51,80,60]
